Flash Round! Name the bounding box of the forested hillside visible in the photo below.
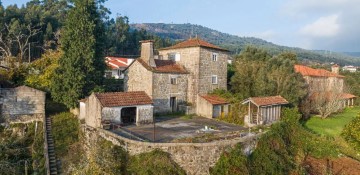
[131,23,360,66]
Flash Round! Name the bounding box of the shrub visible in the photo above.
[210,144,249,175]
[128,149,186,175]
[51,112,79,157]
[342,115,360,151]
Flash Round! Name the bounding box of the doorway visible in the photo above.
[121,107,137,124]
[170,97,176,112]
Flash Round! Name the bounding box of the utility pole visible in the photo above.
[153,115,155,142]
[28,43,31,63]
[25,160,28,175]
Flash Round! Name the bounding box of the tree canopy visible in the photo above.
[230,46,308,106]
[51,0,106,108]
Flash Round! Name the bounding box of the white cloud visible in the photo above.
[300,14,340,38]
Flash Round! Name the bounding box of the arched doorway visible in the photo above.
[121,107,137,124]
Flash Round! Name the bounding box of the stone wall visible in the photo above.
[84,126,258,175]
[85,94,102,128]
[124,60,153,97]
[137,106,153,125]
[159,47,201,109]
[1,86,45,123]
[198,48,228,95]
[152,73,188,113]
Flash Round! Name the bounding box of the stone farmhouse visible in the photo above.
[0,85,46,123]
[82,91,153,127]
[104,56,135,79]
[124,38,231,118]
[295,64,356,108]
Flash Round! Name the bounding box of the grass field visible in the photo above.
[305,107,360,137]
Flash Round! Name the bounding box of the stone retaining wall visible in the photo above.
[84,125,258,175]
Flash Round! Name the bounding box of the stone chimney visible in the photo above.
[140,40,156,67]
[331,64,340,74]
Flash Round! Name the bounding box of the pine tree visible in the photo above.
[51,0,106,108]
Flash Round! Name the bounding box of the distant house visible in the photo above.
[342,65,357,72]
[105,57,135,79]
[82,91,153,128]
[124,38,231,116]
[0,85,46,123]
[295,64,356,108]
[242,95,289,127]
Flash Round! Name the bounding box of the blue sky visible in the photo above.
[3,0,360,52]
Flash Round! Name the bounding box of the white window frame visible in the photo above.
[168,53,180,61]
[211,75,218,84]
[212,53,218,61]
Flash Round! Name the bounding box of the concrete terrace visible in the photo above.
[112,116,247,143]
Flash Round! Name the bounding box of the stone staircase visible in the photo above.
[45,116,58,175]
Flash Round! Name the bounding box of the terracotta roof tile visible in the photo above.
[159,38,229,52]
[95,91,153,107]
[200,94,229,105]
[105,57,133,69]
[294,65,345,78]
[243,95,289,106]
[136,59,188,74]
[340,93,357,99]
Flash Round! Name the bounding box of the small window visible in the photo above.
[212,53,218,61]
[211,75,218,84]
[170,77,177,85]
[118,70,122,76]
[168,53,180,61]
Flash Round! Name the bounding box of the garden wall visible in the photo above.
[84,126,258,175]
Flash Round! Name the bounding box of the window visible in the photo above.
[117,69,122,76]
[168,53,180,61]
[212,53,218,61]
[170,77,177,85]
[211,75,218,84]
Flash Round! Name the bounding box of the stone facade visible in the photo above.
[83,92,153,127]
[0,86,45,123]
[152,73,188,113]
[125,39,229,115]
[84,126,259,175]
[124,61,153,97]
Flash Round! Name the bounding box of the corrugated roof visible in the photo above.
[95,91,153,107]
[242,95,289,106]
[105,57,134,69]
[294,65,345,78]
[200,94,229,105]
[159,38,229,52]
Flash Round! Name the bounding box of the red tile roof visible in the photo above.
[136,58,188,74]
[294,65,345,78]
[340,93,357,99]
[200,94,229,105]
[105,57,134,69]
[159,38,229,52]
[243,95,289,106]
[95,91,153,107]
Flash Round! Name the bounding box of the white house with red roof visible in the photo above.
[105,57,135,79]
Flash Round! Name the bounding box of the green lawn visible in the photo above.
[305,107,360,137]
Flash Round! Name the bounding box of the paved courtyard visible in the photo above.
[114,116,246,142]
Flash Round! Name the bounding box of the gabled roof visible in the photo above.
[94,91,153,107]
[136,58,188,74]
[294,65,345,78]
[242,95,289,106]
[159,38,229,52]
[105,57,134,69]
[200,94,229,105]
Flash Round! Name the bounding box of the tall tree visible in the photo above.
[231,46,307,106]
[51,0,106,108]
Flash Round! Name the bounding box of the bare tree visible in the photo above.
[308,76,344,118]
[0,23,41,65]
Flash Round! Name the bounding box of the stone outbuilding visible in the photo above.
[82,91,153,128]
[197,94,230,118]
[242,95,288,127]
[0,85,46,123]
